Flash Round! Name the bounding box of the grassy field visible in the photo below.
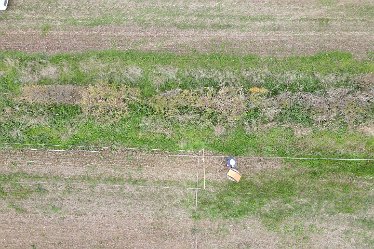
[0,0,373,248]
[1,50,373,247]
[1,50,373,157]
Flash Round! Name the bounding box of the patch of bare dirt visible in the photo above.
[1,0,373,56]
[358,124,374,136]
[0,149,286,249]
[0,184,192,248]
[19,85,83,104]
[0,149,283,183]
[0,179,282,248]
[0,149,372,248]
[0,27,372,57]
[356,73,374,90]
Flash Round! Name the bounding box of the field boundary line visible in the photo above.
[1,143,374,161]
[9,180,202,191]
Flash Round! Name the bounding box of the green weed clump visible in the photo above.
[195,160,373,229]
[0,50,373,156]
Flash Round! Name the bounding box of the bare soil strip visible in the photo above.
[1,0,373,56]
[0,149,282,249]
[0,189,195,249]
[0,149,283,183]
[0,149,372,248]
[1,27,372,57]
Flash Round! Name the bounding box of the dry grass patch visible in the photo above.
[79,59,144,84]
[19,85,83,104]
[150,86,247,124]
[18,83,143,122]
[123,66,144,84]
[358,123,374,136]
[151,65,179,90]
[355,73,374,90]
[184,68,241,86]
[81,83,141,122]
[140,116,174,138]
[19,62,59,84]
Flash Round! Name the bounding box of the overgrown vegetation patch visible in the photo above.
[0,50,373,157]
[195,161,374,231]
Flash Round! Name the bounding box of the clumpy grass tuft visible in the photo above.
[195,160,373,230]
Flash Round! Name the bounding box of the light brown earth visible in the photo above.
[0,149,282,248]
[1,149,372,248]
[0,0,373,56]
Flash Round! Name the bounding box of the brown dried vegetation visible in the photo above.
[150,86,247,125]
[80,83,141,122]
[19,85,83,104]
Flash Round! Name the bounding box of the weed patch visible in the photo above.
[1,50,373,157]
[81,83,140,123]
[196,161,373,230]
